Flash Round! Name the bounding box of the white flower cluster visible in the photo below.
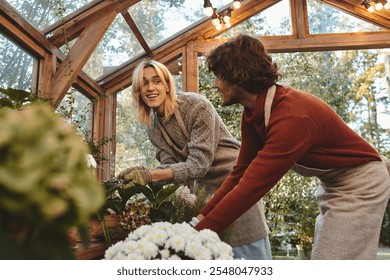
[175,186,197,205]
[104,222,233,260]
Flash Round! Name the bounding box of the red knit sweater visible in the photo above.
[195,85,380,233]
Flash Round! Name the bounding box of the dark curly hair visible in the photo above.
[206,34,281,93]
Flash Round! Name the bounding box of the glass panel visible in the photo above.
[6,0,93,31]
[218,0,292,38]
[115,59,183,175]
[273,49,389,149]
[56,88,93,139]
[0,33,36,91]
[128,0,231,48]
[83,14,144,79]
[308,0,383,33]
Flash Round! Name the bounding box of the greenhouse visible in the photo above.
[1,0,389,263]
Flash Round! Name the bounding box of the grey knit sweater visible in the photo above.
[149,92,240,187]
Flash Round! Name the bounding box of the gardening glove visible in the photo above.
[123,169,152,188]
[118,166,146,183]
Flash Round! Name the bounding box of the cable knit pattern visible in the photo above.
[196,84,381,233]
[149,92,240,185]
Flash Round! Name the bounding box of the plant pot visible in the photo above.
[71,215,127,243]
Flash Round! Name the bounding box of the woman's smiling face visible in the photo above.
[141,66,168,115]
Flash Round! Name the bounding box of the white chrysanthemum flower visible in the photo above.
[199,229,220,242]
[145,231,157,243]
[104,222,233,260]
[159,249,171,259]
[193,248,212,260]
[126,252,145,260]
[125,240,137,252]
[184,241,203,259]
[154,229,168,245]
[214,242,234,259]
[168,254,181,260]
[166,235,186,252]
[142,241,159,259]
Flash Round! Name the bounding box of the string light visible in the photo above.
[232,0,242,10]
[203,0,243,30]
[203,0,214,17]
[361,0,390,12]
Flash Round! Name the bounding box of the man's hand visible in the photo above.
[118,166,146,184]
[123,169,152,188]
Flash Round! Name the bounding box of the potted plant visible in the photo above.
[104,222,234,260]
[0,103,105,259]
[91,178,181,244]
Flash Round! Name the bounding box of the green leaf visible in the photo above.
[155,183,180,209]
[148,181,166,196]
[157,201,177,218]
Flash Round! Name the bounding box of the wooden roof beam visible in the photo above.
[318,0,390,29]
[194,31,390,53]
[46,0,140,47]
[50,11,117,106]
[99,0,277,92]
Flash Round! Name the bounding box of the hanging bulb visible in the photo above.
[211,8,220,26]
[223,8,232,23]
[215,22,223,30]
[384,1,390,9]
[375,1,383,10]
[203,0,214,17]
[225,21,232,28]
[368,4,375,12]
[232,0,241,10]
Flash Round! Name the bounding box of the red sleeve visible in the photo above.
[196,115,318,233]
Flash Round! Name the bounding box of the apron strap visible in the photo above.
[155,108,190,158]
[264,85,276,127]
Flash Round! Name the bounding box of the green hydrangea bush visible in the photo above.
[0,104,105,259]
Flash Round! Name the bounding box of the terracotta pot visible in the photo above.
[71,215,127,242]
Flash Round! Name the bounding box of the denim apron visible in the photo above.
[264,85,390,259]
[156,108,270,249]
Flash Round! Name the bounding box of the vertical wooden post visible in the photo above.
[182,41,199,93]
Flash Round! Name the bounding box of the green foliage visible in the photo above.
[0,87,48,109]
[198,57,243,140]
[100,178,180,223]
[263,171,319,256]
[0,103,105,259]
[380,200,390,246]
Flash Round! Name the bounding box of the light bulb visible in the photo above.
[375,2,383,10]
[384,2,390,9]
[204,6,213,17]
[225,21,232,28]
[212,17,220,26]
[215,23,223,30]
[232,1,241,10]
[223,15,231,23]
[368,5,375,12]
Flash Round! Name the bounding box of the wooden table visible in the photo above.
[74,241,108,260]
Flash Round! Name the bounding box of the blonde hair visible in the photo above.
[131,60,177,127]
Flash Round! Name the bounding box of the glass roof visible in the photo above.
[307,0,382,33]
[6,0,93,31]
[3,0,387,82]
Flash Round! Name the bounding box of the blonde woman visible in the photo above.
[118,59,271,259]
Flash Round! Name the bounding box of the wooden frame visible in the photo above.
[1,0,389,180]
